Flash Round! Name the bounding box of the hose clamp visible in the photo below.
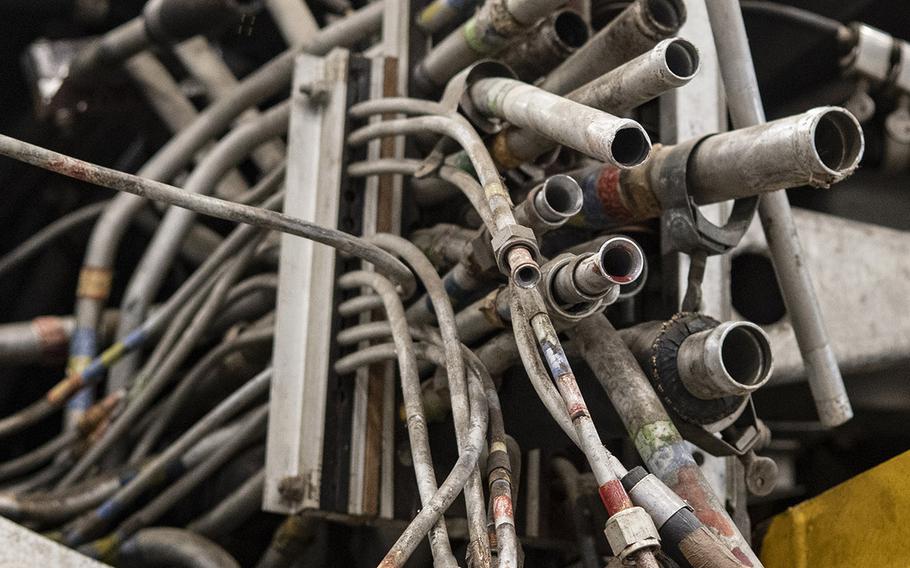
[652,137,757,256]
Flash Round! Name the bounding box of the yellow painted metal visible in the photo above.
[762,450,910,567]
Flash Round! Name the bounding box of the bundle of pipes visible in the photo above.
[0,0,874,567]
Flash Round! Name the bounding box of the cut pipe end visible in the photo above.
[643,0,687,34]
[610,123,652,168]
[660,38,700,82]
[508,247,541,289]
[596,236,645,285]
[809,107,865,181]
[535,174,584,222]
[678,321,774,400]
[553,10,589,49]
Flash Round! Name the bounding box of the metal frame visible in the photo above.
[265,49,352,514]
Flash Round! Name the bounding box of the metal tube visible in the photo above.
[706,0,853,427]
[414,0,569,91]
[686,107,864,203]
[498,10,589,83]
[570,314,761,565]
[676,321,773,400]
[492,37,697,167]
[552,237,644,305]
[514,290,661,568]
[513,174,584,234]
[469,77,651,168]
[571,106,864,229]
[539,0,686,95]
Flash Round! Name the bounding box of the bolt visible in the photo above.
[278,475,307,502]
[299,81,330,106]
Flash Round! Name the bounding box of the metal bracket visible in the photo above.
[264,49,352,514]
[653,137,758,256]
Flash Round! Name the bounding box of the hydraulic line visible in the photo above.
[66,0,384,419]
[82,408,268,562]
[337,270,459,568]
[368,234,492,563]
[124,51,248,200]
[61,368,272,546]
[348,113,541,288]
[511,287,660,568]
[187,468,265,538]
[0,418,248,526]
[0,201,106,280]
[131,326,275,462]
[109,102,290,393]
[60,239,262,486]
[0,138,414,288]
[333,340,491,568]
[117,527,241,568]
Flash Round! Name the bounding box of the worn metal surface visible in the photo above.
[707,0,853,428]
[735,208,910,385]
[0,516,105,567]
[265,49,351,514]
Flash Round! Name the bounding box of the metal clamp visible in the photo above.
[653,137,758,256]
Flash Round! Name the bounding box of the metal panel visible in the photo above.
[265,49,351,514]
[735,208,910,385]
[0,517,105,567]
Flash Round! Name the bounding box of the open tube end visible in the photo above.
[536,174,584,222]
[661,38,700,82]
[643,0,687,34]
[809,107,865,179]
[610,124,651,168]
[508,247,541,289]
[597,236,645,285]
[553,11,589,49]
[679,321,774,400]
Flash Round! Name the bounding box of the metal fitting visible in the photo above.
[840,23,895,85]
[539,254,606,322]
[603,506,660,561]
[499,239,540,288]
[512,174,583,236]
[552,236,645,306]
[619,314,774,427]
[677,321,773,400]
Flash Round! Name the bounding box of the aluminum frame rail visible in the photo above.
[265,49,352,514]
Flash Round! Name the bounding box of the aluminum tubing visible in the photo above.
[687,107,864,204]
[415,0,565,91]
[552,237,645,305]
[498,10,589,83]
[706,0,853,427]
[493,37,697,167]
[676,322,773,400]
[568,37,699,114]
[512,174,584,235]
[539,0,686,95]
[469,77,651,168]
[569,314,760,566]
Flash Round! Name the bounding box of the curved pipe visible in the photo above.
[119,527,240,568]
